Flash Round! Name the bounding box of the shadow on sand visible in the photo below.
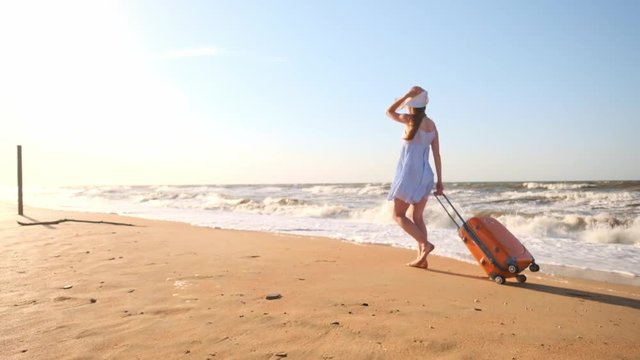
[428,268,640,310]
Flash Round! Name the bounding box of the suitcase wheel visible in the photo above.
[516,274,527,283]
[529,263,540,272]
[507,264,518,274]
[493,275,505,285]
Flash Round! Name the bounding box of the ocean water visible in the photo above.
[3,181,639,285]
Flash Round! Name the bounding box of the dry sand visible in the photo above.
[1,203,639,359]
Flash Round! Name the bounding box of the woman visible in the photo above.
[386,86,443,269]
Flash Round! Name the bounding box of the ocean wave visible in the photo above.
[263,197,307,206]
[350,201,394,224]
[253,202,351,218]
[203,193,252,209]
[138,191,205,202]
[304,184,388,196]
[498,190,639,206]
[254,186,285,193]
[523,182,596,190]
[497,213,640,245]
[22,183,640,245]
[7,182,640,282]
[199,194,351,218]
[74,186,133,199]
[480,194,556,205]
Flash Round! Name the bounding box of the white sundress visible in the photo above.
[387,128,436,204]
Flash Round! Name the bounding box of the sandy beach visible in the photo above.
[1,202,638,360]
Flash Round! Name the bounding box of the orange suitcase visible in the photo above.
[435,194,540,284]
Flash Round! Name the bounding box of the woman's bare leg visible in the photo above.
[410,196,434,268]
[393,199,428,267]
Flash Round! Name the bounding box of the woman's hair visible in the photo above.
[404,107,426,140]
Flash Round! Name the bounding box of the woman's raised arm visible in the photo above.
[385,86,423,123]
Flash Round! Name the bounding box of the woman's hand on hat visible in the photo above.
[405,86,424,98]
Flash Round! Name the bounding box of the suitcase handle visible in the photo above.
[433,193,466,229]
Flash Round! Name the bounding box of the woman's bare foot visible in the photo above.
[407,257,425,268]
[424,242,435,256]
[407,243,425,267]
[407,249,429,268]
[407,241,434,269]
[421,241,436,269]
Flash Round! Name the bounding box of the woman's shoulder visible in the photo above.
[421,116,437,132]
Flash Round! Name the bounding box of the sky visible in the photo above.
[0,0,638,186]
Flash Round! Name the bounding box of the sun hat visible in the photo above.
[404,90,429,108]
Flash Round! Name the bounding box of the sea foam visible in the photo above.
[2,181,639,284]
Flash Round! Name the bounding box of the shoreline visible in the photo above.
[2,180,638,286]
[2,203,639,359]
[6,199,639,287]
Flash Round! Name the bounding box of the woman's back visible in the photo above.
[405,128,435,147]
[419,116,436,133]
[405,116,436,146]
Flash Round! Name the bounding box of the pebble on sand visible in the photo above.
[90,298,97,303]
[62,285,73,289]
[266,293,282,300]
[275,352,287,357]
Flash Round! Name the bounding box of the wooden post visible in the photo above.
[17,145,23,215]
